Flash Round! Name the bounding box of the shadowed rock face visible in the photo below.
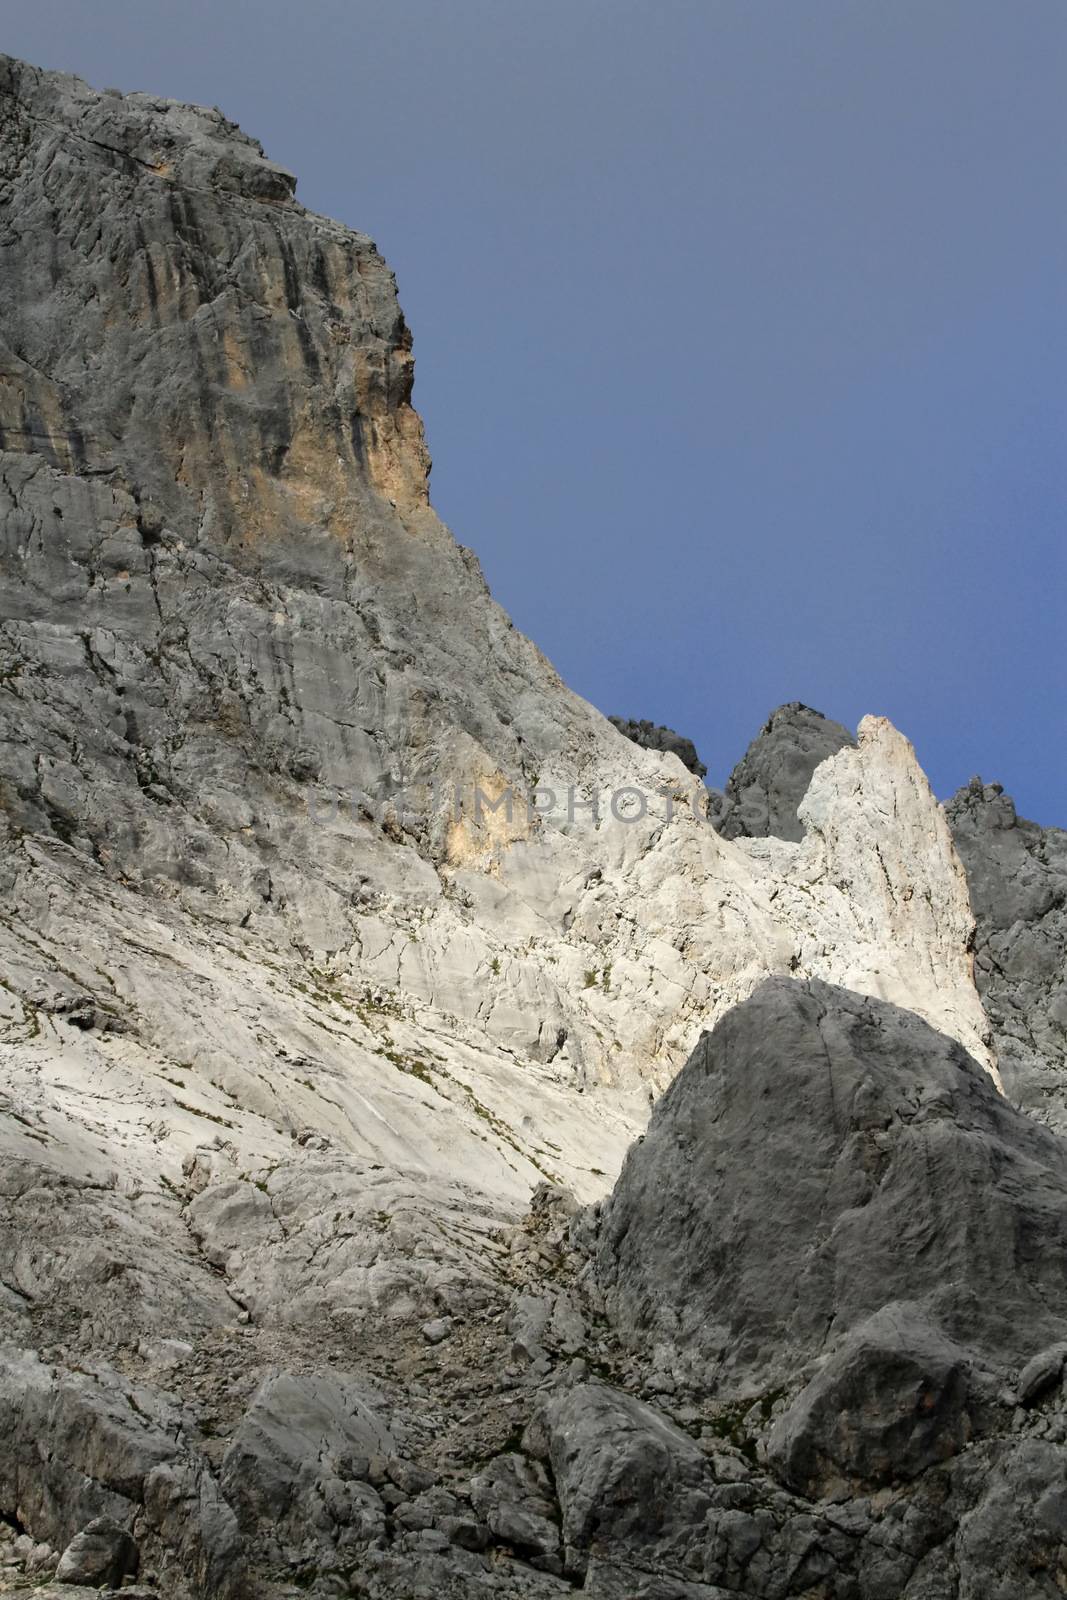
[513,978,1067,1598]
[947,779,1067,1131]
[606,717,707,777]
[717,701,857,841]
[593,976,1067,1393]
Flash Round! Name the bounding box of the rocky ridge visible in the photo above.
[716,703,856,843]
[0,52,1063,1600]
[712,701,1067,1130]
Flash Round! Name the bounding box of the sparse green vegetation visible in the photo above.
[377,1046,439,1091]
[706,1388,784,1464]
[173,1099,234,1129]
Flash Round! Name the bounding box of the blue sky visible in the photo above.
[4,0,1065,821]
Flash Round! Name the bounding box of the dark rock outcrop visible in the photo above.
[717,702,856,840]
[541,978,1067,1596]
[54,1517,139,1587]
[535,1366,1067,1598]
[947,778,1067,1129]
[607,716,707,777]
[765,1303,981,1497]
[593,976,1067,1395]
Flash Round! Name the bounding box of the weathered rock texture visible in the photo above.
[0,54,997,1203]
[714,697,1067,1129]
[572,979,1067,1595]
[0,49,1058,1600]
[947,778,1067,1130]
[717,701,856,841]
[593,977,1067,1389]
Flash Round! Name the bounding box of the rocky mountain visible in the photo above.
[711,703,1067,1134]
[0,53,1064,1600]
[716,702,857,842]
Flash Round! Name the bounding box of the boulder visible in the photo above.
[537,1382,706,1561]
[1015,1341,1067,1406]
[767,1304,984,1496]
[54,1516,138,1587]
[469,1453,561,1566]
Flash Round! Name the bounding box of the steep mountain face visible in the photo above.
[0,53,1062,1600]
[567,984,1067,1597]
[0,53,996,1202]
[718,702,1067,1132]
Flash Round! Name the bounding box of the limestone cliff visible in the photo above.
[715,702,1067,1126]
[1,53,1059,1600]
[717,700,856,842]
[0,55,996,1211]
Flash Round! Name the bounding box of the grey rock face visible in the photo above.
[607,717,707,777]
[766,1304,982,1497]
[54,1517,138,1587]
[717,701,856,840]
[950,1439,1067,1600]
[593,976,1067,1393]
[0,1346,242,1598]
[219,1369,394,1527]
[0,53,428,537]
[947,778,1067,1128]
[0,46,979,1187]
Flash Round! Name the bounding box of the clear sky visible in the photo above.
[3,0,1064,822]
